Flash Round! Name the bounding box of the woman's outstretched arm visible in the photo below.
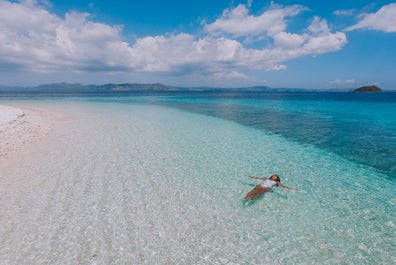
[278,182,298,190]
[248,175,268,181]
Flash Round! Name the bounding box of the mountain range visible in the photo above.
[0,82,387,95]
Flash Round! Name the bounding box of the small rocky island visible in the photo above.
[353,85,382,92]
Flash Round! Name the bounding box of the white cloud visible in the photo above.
[0,0,347,82]
[302,17,347,54]
[130,6,346,75]
[308,16,330,35]
[272,16,346,51]
[273,32,306,49]
[214,71,249,80]
[0,0,129,72]
[346,3,396,32]
[333,9,355,16]
[204,3,307,37]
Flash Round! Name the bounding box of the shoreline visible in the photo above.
[0,103,65,167]
[0,102,71,193]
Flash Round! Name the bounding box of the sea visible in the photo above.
[0,92,395,265]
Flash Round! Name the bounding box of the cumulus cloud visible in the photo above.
[0,0,129,72]
[204,3,307,37]
[0,1,347,81]
[346,3,396,32]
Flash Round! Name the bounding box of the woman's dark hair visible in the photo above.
[272,174,281,185]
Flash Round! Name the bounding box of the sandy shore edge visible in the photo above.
[0,104,61,165]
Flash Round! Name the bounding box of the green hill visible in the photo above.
[353,85,382,92]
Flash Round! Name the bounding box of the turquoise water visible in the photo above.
[143,92,396,179]
[0,94,395,264]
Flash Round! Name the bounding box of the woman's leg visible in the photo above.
[244,185,261,200]
[250,187,270,201]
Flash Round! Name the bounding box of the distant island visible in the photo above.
[0,82,311,95]
[0,82,392,96]
[353,85,382,92]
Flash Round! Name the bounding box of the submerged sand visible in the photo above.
[0,100,394,265]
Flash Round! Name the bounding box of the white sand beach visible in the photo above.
[0,104,52,162]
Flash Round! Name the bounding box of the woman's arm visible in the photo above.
[248,175,267,181]
[278,182,298,190]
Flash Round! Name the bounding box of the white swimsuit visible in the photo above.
[260,179,277,188]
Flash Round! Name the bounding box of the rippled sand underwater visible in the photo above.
[0,99,394,265]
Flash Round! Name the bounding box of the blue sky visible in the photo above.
[0,0,395,89]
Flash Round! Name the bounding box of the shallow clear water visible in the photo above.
[0,94,395,265]
[143,92,396,179]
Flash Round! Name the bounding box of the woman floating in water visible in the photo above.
[243,174,298,201]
